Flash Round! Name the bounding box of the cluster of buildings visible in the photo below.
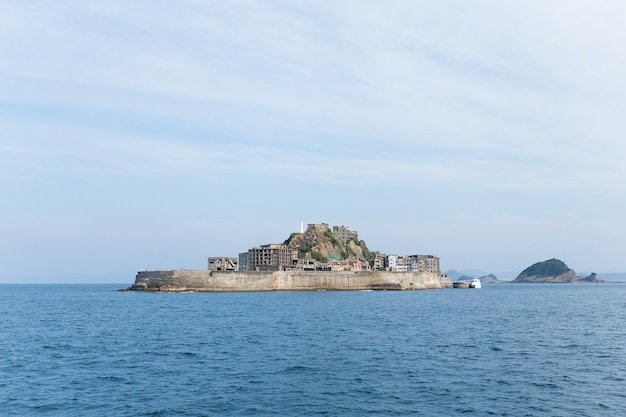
[207,223,440,274]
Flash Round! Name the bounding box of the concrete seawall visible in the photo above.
[130,270,452,292]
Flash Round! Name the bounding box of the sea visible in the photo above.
[0,283,624,416]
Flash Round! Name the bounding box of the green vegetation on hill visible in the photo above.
[283,233,298,245]
[520,258,570,278]
[324,229,340,247]
[311,251,326,262]
[353,238,374,262]
[512,258,606,283]
[285,224,373,264]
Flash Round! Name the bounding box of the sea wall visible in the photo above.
[130,270,452,292]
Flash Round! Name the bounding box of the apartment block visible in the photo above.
[332,225,358,244]
[238,243,298,271]
[385,254,440,273]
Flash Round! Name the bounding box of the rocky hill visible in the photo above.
[447,270,500,283]
[284,224,374,263]
[475,274,499,283]
[512,259,604,283]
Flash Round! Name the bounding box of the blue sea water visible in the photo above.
[0,283,624,416]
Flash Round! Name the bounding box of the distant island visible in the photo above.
[461,273,499,283]
[446,270,501,284]
[512,259,605,283]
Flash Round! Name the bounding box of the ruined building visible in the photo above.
[238,243,297,271]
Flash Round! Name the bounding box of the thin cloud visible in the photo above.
[2,1,626,278]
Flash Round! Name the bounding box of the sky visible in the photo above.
[2,1,626,283]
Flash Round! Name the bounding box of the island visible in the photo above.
[511,258,605,283]
[126,223,452,292]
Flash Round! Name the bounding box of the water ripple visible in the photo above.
[0,284,625,416]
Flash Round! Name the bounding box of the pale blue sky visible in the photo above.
[2,1,625,282]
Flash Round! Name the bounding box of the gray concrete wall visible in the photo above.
[131,270,452,291]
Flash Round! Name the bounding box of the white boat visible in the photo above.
[469,278,481,289]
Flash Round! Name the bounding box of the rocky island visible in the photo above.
[127,223,452,292]
[512,258,605,283]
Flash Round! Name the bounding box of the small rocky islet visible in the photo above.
[512,258,605,283]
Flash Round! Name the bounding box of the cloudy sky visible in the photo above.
[2,1,625,282]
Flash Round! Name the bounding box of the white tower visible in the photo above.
[300,220,304,233]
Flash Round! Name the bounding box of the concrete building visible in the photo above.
[238,243,298,271]
[208,257,237,271]
[370,251,387,271]
[332,225,358,244]
[419,255,440,273]
[385,254,440,273]
[238,251,249,272]
[385,255,398,271]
